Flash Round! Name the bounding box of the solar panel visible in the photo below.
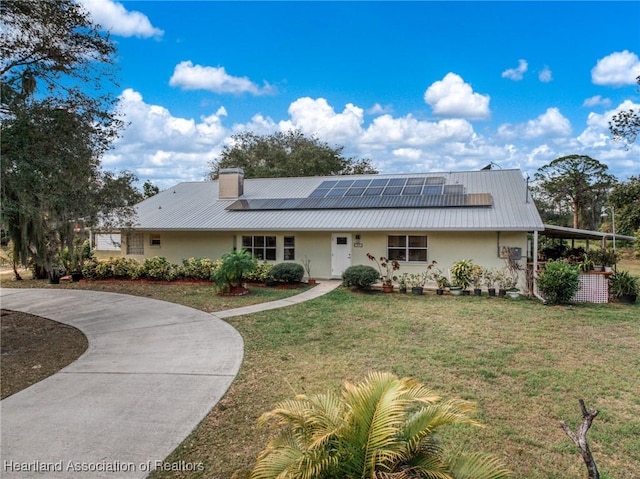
[406,177,425,186]
[363,186,384,196]
[425,176,446,185]
[402,186,423,195]
[318,180,339,188]
[444,184,464,195]
[370,178,389,187]
[423,185,443,195]
[326,188,348,197]
[352,179,372,187]
[388,178,407,187]
[382,186,403,196]
[345,187,366,196]
[309,189,330,198]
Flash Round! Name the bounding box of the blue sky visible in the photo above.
[79,1,640,189]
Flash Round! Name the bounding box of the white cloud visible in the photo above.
[169,61,273,95]
[423,73,491,120]
[582,95,612,108]
[577,100,640,149]
[498,107,572,139]
[367,103,393,115]
[538,66,553,83]
[362,115,475,146]
[392,148,422,160]
[278,97,364,143]
[79,0,163,38]
[502,59,528,81]
[591,50,640,86]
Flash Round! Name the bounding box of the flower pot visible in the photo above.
[436,289,444,296]
[49,271,60,284]
[308,278,317,285]
[488,288,496,297]
[462,290,471,296]
[498,288,506,297]
[450,287,462,296]
[411,287,424,295]
[399,287,407,294]
[619,294,637,304]
[474,288,482,296]
[71,271,83,282]
[506,290,520,299]
[593,265,604,272]
[382,284,394,293]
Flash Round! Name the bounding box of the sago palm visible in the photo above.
[251,371,510,479]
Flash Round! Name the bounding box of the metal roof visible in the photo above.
[132,169,544,232]
[543,224,636,242]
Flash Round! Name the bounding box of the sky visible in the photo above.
[78,0,640,189]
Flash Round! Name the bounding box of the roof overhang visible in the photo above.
[542,224,636,242]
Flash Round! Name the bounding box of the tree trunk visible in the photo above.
[560,399,600,479]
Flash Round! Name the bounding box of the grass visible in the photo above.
[146,288,639,479]
[0,277,311,312]
[3,256,639,479]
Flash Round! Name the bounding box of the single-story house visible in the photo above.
[96,167,547,290]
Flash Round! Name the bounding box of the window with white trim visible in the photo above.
[242,235,276,260]
[126,233,144,255]
[387,235,428,262]
[283,236,295,260]
[95,233,121,251]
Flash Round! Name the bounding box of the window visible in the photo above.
[150,234,161,247]
[94,233,121,251]
[387,235,427,262]
[242,235,276,260]
[284,236,295,260]
[126,233,144,255]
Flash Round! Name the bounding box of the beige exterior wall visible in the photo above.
[116,229,530,288]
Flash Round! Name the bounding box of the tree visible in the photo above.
[142,180,160,198]
[609,76,640,147]
[207,130,378,179]
[0,0,135,278]
[252,371,511,479]
[534,155,616,230]
[607,176,640,236]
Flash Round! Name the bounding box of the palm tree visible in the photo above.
[251,371,510,479]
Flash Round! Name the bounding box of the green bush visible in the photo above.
[342,265,380,290]
[179,257,218,281]
[81,257,100,280]
[112,257,142,279]
[212,249,256,292]
[536,260,580,304]
[142,256,179,281]
[609,270,639,298]
[245,261,273,283]
[270,262,304,283]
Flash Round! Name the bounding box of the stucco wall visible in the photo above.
[117,229,530,289]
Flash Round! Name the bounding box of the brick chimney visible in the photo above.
[218,167,244,199]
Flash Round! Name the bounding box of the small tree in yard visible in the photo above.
[252,371,511,479]
[212,249,256,292]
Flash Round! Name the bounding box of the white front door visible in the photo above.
[331,233,352,278]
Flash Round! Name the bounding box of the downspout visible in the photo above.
[532,230,546,303]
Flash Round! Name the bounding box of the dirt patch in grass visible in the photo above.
[0,309,88,399]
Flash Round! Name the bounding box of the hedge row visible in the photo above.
[81,256,274,283]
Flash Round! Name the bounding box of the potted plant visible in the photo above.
[470,264,484,296]
[483,268,497,296]
[397,273,409,293]
[301,255,316,285]
[497,267,518,298]
[367,253,400,293]
[429,267,449,295]
[609,270,639,303]
[450,259,474,295]
[407,272,427,295]
[589,248,617,272]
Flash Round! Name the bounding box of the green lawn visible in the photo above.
[3,264,639,479]
[148,288,639,479]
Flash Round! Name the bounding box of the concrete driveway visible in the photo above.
[0,288,244,478]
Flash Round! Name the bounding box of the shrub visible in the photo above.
[609,270,639,298]
[111,257,142,279]
[536,260,580,304]
[270,262,304,283]
[342,265,380,290]
[245,261,273,283]
[142,256,178,281]
[81,257,100,280]
[180,257,217,281]
[212,249,256,292]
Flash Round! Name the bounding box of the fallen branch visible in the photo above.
[560,399,600,479]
